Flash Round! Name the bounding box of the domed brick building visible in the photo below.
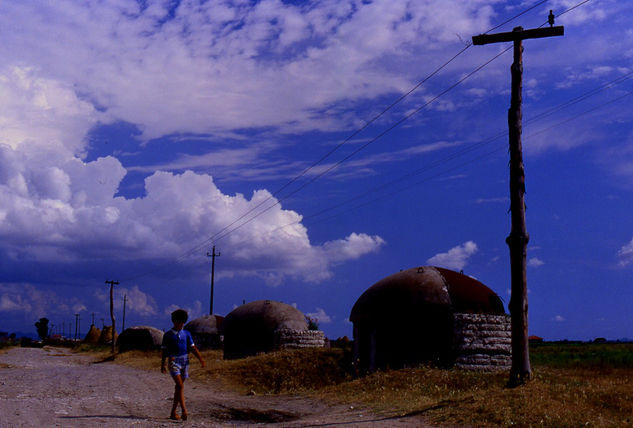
[184,314,224,349]
[223,300,325,359]
[350,266,510,373]
[116,326,164,352]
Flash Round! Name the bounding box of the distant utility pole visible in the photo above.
[101,318,105,329]
[472,11,564,387]
[122,294,127,332]
[105,280,119,355]
[206,246,221,315]
[74,313,80,340]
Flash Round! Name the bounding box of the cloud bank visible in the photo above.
[0,0,499,140]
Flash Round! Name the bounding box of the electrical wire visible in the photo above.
[209,46,512,245]
[162,0,554,252]
[119,0,593,283]
[273,64,633,231]
[299,86,633,229]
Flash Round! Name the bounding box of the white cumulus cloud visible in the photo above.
[427,241,478,270]
[164,300,203,321]
[528,257,544,267]
[617,237,633,266]
[305,307,332,324]
[0,112,384,284]
[118,286,159,317]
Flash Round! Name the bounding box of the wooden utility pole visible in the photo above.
[122,294,127,332]
[206,246,221,315]
[105,280,119,355]
[472,12,563,387]
[74,313,80,340]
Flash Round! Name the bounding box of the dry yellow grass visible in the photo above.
[112,348,350,394]
[317,366,633,427]
[107,344,633,427]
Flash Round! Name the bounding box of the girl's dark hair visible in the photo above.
[171,309,189,323]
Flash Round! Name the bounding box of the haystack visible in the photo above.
[98,325,118,345]
[84,324,101,344]
[117,326,164,352]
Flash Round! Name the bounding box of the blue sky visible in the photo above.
[1,0,632,341]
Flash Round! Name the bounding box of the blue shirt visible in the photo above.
[162,328,195,357]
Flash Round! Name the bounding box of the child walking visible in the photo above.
[161,309,205,421]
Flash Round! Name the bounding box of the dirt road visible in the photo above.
[0,347,429,427]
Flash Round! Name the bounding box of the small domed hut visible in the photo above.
[223,300,325,359]
[184,315,224,349]
[350,266,510,373]
[116,326,164,352]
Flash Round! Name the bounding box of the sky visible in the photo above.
[1,0,632,342]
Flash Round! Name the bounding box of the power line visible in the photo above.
[120,0,593,283]
[210,46,512,245]
[204,1,581,245]
[160,43,474,262]
[264,0,602,230]
[176,0,552,255]
[558,0,594,18]
[486,0,549,34]
[526,88,633,140]
[317,87,633,225]
[275,73,633,230]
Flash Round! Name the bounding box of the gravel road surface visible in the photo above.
[0,347,430,427]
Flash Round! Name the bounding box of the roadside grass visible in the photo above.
[197,348,352,394]
[113,347,351,394]
[110,343,633,427]
[0,342,15,352]
[71,343,114,362]
[317,365,633,427]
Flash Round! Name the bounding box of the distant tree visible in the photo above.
[35,318,49,340]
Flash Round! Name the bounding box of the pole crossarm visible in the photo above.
[472,26,563,45]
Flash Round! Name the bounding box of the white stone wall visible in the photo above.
[453,313,512,371]
[275,328,325,349]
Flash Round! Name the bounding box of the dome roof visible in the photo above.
[223,300,308,359]
[185,315,224,335]
[116,325,162,351]
[224,300,307,331]
[350,266,504,325]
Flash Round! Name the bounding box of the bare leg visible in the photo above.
[170,374,184,420]
[180,379,188,420]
